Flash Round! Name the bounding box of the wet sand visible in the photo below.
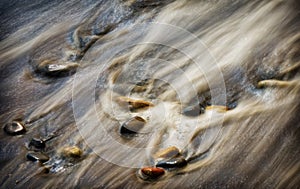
[0,0,300,188]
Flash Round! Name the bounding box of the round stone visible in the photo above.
[3,121,26,136]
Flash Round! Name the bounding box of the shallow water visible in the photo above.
[0,0,300,188]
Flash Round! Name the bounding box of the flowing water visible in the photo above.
[0,0,300,188]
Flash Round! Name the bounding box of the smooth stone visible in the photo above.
[139,167,165,180]
[182,104,205,117]
[62,146,83,158]
[156,157,187,169]
[153,146,180,159]
[117,96,154,111]
[120,116,146,137]
[3,121,26,136]
[36,60,79,77]
[29,138,46,149]
[26,152,49,163]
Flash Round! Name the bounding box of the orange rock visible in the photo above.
[140,167,165,179]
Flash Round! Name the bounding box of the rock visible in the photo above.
[36,60,79,77]
[182,104,205,117]
[3,121,26,136]
[153,146,180,159]
[29,138,46,149]
[117,96,154,111]
[257,79,291,88]
[26,152,49,163]
[120,116,146,137]
[62,146,83,158]
[139,167,165,180]
[205,105,228,113]
[156,157,187,169]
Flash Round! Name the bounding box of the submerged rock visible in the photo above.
[117,96,154,111]
[153,146,180,159]
[29,138,46,149]
[156,157,187,169]
[36,60,79,77]
[3,121,26,136]
[62,146,83,158]
[120,116,146,137]
[182,104,205,117]
[139,167,165,180]
[26,152,50,163]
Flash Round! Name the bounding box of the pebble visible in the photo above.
[26,152,50,163]
[120,116,146,137]
[182,104,205,117]
[3,121,26,136]
[205,105,228,113]
[156,157,187,169]
[29,138,46,149]
[62,146,83,158]
[117,96,154,111]
[257,79,290,88]
[139,167,165,180]
[153,146,180,159]
[36,60,79,77]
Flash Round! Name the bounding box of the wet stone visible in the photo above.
[27,152,50,163]
[120,116,146,137]
[139,167,165,180]
[3,121,26,136]
[117,96,154,111]
[36,60,79,77]
[205,105,228,113]
[29,138,46,149]
[62,146,83,158]
[156,157,187,169]
[153,146,180,159]
[182,104,205,117]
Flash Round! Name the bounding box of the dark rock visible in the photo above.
[120,116,146,137]
[156,157,187,169]
[3,121,26,136]
[26,152,50,163]
[29,138,46,149]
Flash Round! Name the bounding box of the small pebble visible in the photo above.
[117,96,154,111]
[153,146,180,159]
[156,157,187,169]
[3,121,26,136]
[29,138,46,149]
[257,79,290,88]
[36,60,79,77]
[182,104,205,117]
[120,116,146,137]
[139,167,165,180]
[26,152,50,163]
[62,146,82,158]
